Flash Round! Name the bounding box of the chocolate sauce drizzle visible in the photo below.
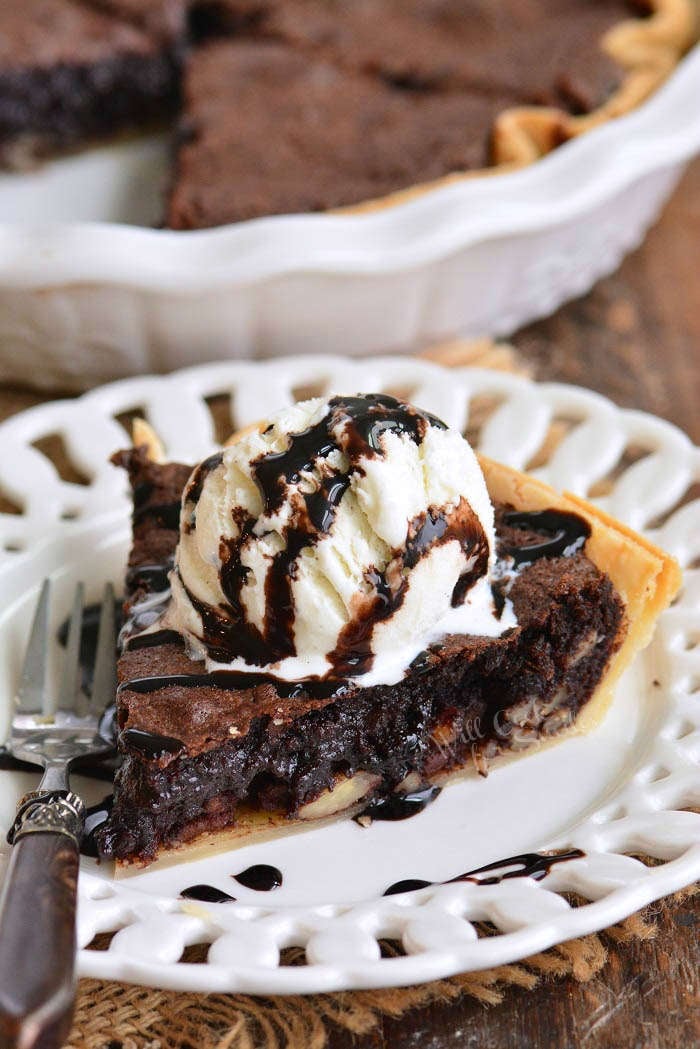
[503,509,591,566]
[179,394,478,678]
[330,500,488,677]
[383,848,585,896]
[233,864,283,891]
[180,884,236,904]
[125,563,172,592]
[81,795,114,858]
[118,557,175,650]
[125,629,183,651]
[306,476,351,533]
[185,452,224,507]
[182,452,224,532]
[118,671,348,701]
[121,727,185,758]
[355,784,441,824]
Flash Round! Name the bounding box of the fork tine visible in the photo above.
[16,578,51,714]
[56,582,85,717]
[90,582,117,716]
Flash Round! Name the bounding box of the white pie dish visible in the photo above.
[0,356,698,994]
[0,45,698,391]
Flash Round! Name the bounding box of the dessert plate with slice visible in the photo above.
[0,356,699,994]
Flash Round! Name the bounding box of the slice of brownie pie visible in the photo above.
[97,396,680,866]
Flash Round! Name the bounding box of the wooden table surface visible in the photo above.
[0,161,697,1049]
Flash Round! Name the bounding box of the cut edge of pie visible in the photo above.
[340,0,695,217]
[112,421,681,875]
[478,455,682,736]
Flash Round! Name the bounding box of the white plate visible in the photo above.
[0,47,699,390]
[0,356,699,994]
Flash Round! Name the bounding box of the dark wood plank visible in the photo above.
[513,160,700,445]
[328,896,699,1049]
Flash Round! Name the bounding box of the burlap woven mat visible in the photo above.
[68,890,697,1049]
[0,340,697,1049]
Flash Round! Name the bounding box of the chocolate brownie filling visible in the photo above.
[97,448,624,862]
[0,0,181,168]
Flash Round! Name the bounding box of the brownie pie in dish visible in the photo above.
[0,2,693,223]
[169,0,695,226]
[97,395,680,865]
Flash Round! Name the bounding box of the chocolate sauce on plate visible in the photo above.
[180,884,236,903]
[355,784,441,823]
[383,848,585,896]
[233,864,283,891]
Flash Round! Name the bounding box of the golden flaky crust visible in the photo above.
[116,427,681,870]
[343,0,696,215]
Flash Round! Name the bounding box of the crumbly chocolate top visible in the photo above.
[87,0,187,40]
[170,0,650,225]
[169,41,519,226]
[199,0,642,106]
[0,0,158,69]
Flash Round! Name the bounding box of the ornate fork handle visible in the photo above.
[7,791,85,847]
[0,791,86,1049]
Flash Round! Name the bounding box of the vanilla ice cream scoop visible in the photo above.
[167,394,511,685]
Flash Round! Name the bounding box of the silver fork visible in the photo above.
[0,580,117,1049]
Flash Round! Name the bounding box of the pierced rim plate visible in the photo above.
[0,356,698,995]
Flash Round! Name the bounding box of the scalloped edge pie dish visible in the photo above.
[0,39,697,390]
